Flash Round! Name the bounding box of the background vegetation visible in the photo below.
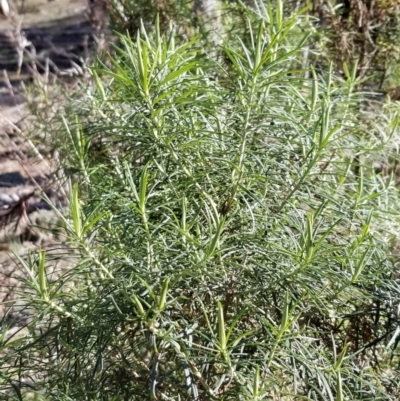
[1,0,400,400]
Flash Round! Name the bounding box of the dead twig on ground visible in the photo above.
[0,190,35,232]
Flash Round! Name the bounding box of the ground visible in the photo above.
[0,0,98,326]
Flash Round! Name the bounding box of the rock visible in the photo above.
[9,192,19,202]
[0,193,14,204]
[0,0,9,18]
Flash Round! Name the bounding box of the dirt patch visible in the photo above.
[1,0,88,30]
[0,0,109,82]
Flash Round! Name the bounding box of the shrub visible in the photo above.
[1,2,400,400]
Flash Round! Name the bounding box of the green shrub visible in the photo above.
[2,2,400,400]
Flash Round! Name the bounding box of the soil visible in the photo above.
[0,0,106,326]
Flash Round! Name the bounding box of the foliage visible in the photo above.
[104,0,193,34]
[1,1,400,400]
[98,0,400,94]
[303,0,400,93]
